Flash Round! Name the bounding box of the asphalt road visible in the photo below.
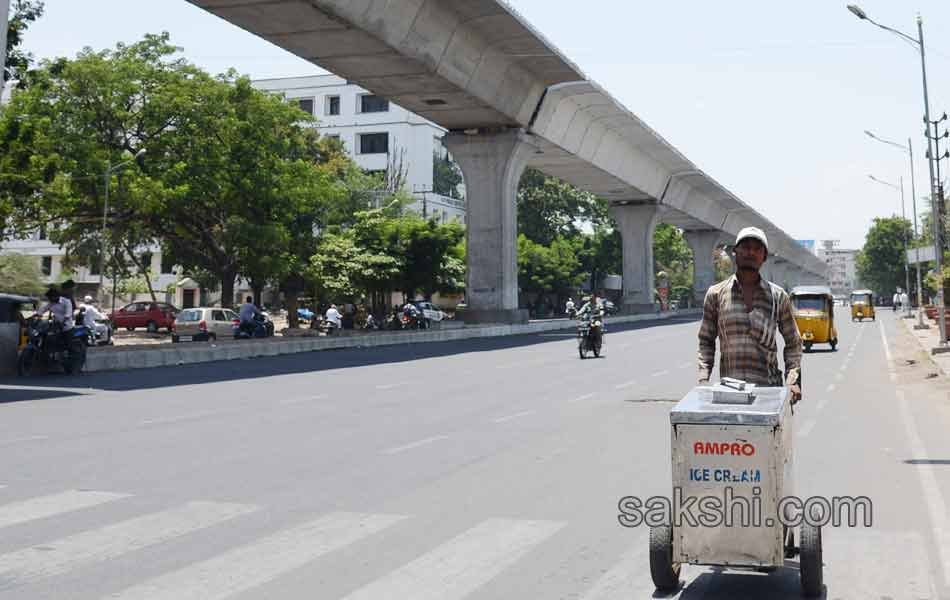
[0,311,948,599]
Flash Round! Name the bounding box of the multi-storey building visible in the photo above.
[252,74,466,224]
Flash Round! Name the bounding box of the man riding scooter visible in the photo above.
[237,296,263,338]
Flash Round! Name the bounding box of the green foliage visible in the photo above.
[517,234,584,296]
[307,209,465,308]
[432,152,463,199]
[856,216,914,297]
[653,224,694,299]
[517,168,609,246]
[4,1,45,83]
[0,252,45,295]
[0,33,366,308]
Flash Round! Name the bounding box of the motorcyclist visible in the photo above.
[36,287,75,331]
[79,295,109,344]
[403,301,422,329]
[35,287,75,350]
[565,297,576,318]
[576,293,605,321]
[238,296,262,336]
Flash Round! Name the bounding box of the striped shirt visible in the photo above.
[698,274,802,388]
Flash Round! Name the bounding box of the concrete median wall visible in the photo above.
[83,309,701,373]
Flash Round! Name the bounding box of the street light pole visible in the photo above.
[868,175,912,316]
[97,149,146,308]
[864,130,927,326]
[898,176,912,318]
[0,0,9,101]
[848,6,947,347]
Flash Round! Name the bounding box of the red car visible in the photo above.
[110,301,178,333]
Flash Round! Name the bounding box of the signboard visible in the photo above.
[907,246,936,264]
[795,240,816,255]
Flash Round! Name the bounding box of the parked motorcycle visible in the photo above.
[18,316,88,375]
[577,314,604,359]
[401,305,424,330]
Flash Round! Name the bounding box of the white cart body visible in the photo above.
[669,385,793,568]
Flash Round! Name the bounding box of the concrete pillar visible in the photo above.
[684,229,723,305]
[769,259,788,290]
[610,203,660,313]
[443,129,534,324]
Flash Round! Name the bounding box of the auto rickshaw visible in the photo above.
[791,286,838,352]
[850,289,875,322]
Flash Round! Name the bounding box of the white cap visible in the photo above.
[84,295,94,303]
[735,226,768,251]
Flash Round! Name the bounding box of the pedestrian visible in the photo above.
[893,292,900,312]
[900,291,909,312]
[565,297,576,318]
[697,227,803,403]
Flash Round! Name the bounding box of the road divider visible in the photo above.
[81,310,700,374]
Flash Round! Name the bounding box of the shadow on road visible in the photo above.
[0,314,701,400]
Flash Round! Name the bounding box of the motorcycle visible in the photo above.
[401,306,424,330]
[18,316,88,375]
[232,312,273,339]
[577,313,604,359]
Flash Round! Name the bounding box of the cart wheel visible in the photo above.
[784,525,798,558]
[649,525,681,592]
[800,523,823,597]
[830,339,837,351]
[803,342,812,352]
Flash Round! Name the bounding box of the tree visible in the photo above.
[653,224,694,303]
[0,34,346,308]
[517,234,584,313]
[0,252,44,295]
[517,168,609,246]
[433,152,463,199]
[4,0,45,84]
[856,216,914,297]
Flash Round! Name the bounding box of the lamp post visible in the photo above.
[868,175,913,317]
[848,5,947,347]
[865,131,928,327]
[0,0,9,101]
[97,149,146,307]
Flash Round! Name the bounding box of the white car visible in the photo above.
[411,301,445,324]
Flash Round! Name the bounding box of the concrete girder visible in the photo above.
[189,0,584,130]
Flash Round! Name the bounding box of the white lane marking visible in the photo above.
[0,490,129,530]
[0,435,49,446]
[796,419,817,439]
[108,512,406,600]
[569,393,595,404]
[896,388,950,586]
[879,319,892,362]
[826,383,836,393]
[0,501,255,585]
[578,536,651,599]
[678,362,693,370]
[651,370,670,377]
[835,373,843,382]
[140,411,221,426]
[376,382,409,390]
[279,394,328,406]
[816,396,830,413]
[493,410,536,424]
[614,380,637,390]
[382,435,449,455]
[340,518,565,600]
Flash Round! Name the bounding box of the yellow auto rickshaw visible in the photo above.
[791,286,838,352]
[849,289,875,322]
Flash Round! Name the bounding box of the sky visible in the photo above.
[16,0,950,249]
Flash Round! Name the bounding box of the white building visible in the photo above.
[252,74,466,223]
[817,246,860,296]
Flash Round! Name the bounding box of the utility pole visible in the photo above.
[927,113,950,347]
[0,0,9,101]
